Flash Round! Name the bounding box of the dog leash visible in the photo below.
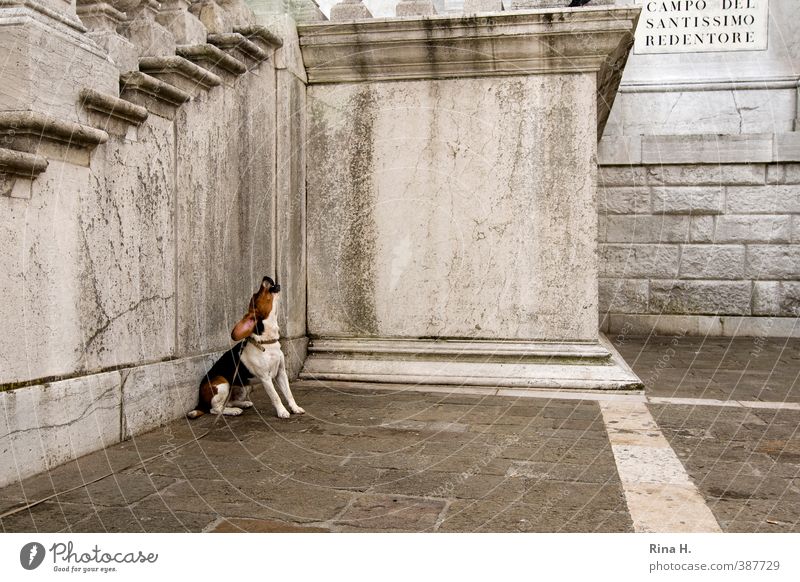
[0,342,254,521]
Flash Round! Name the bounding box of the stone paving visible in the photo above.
[1,336,798,533]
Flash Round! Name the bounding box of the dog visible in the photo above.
[187,276,305,419]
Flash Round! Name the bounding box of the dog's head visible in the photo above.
[231,276,281,341]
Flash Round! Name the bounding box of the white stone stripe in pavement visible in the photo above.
[648,396,800,410]
[600,401,722,533]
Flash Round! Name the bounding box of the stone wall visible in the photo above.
[596,0,800,337]
[0,0,308,487]
[598,161,800,337]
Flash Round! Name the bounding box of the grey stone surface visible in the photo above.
[276,70,307,341]
[157,0,209,44]
[727,185,800,214]
[598,186,650,215]
[463,0,502,13]
[0,12,119,124]
[689,216,715,243]
[307,75,599,342]
[604,216,691,243]
[649,280,752,316]
[329,0,372,20]
[175,64,277,357]
[0,372,122,488]
[121,354,219,439]
[395,0,435,16]
[678,245,745,280]
[647,165,766,187]
[597,161,799,335]
[715,215,792,243]
[600,244,680,278]
[599,278,648,314]
[4,336,800,533]
[651,186,723,215]
[79,117,177,374]
[746,245,800,279]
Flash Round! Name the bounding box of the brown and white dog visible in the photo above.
[187,276,304,419]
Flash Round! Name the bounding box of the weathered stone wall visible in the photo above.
[595,0,800,337]
[0,2,309,487]
[306,74,598,343]
[598,162,800,337]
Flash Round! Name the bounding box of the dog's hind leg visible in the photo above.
[209,382,243,416]
[228,384,253,409]
[275,358,304,415]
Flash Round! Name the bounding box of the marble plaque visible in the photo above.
[635,0,769,54]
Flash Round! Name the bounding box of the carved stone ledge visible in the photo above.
[119,71,192,120]
[176,43,247,81]
[138,55,223,97]
[79,88,149,137]
[0,147,48,199]
[0,111,109,166]
[233,25,283,52]
[207,32,268,68]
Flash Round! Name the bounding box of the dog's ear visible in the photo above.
[231,312,257,341]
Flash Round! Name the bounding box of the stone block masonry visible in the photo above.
[599,162,800,336]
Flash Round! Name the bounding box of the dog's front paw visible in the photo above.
[276,407,291,419]
[239,401,254,409]
[290,405,305,415]
[223,407,243,416]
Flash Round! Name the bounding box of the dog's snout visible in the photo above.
[261,276,280,293]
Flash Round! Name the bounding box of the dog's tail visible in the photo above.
[186,409,205,420]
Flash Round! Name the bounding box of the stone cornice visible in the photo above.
[138,56,223,95]
[119,71,191,119]
[234,25,284,51]
[80,88,149,126]
[298,7,640,84]
[0,147,48,178]
[207,32,269,63]
[176,43,248,77]
[0,111,109,149]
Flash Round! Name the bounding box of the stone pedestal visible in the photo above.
[0,0,119,121]
[395,0,436,16]
[118,0,177,57]
[157,0,208,45]
[77,0,140,72]
[330,0,371,21]
[463,0,502,13]
[298,7,643,392]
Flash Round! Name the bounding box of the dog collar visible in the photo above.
[246,336,280,352]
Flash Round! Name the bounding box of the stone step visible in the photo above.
[302,336,643,391]
[308,337,613,363]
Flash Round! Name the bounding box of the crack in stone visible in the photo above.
[1,383,119,440]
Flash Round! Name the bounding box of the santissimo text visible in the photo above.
[49,542,158,565]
